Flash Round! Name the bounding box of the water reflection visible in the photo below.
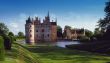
[56,41,80,48]
[17,40,80,48]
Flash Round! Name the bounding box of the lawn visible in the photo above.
[1,44,110,63]
[27,45,110,63]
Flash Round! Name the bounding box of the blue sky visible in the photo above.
[0,0,107,34]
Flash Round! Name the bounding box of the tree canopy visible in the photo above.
[8,32,14,37]
[18,32,25,38]
[98,0,110,30]
[0,23,9,36]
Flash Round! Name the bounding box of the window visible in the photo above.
[30,25,31,27]
[42,29,44,32]
[36,30,38,32]
[30,34,32,37]
[30,30,32,32]
[47,34,49,37]
[36,35,38,37]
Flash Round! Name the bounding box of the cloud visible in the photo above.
[0,12,103,35]
[56,12,101,31]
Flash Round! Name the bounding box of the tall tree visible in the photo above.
[97,0,110,40]
[85,29,93,38]
[57,25,63,38]
[98,0,110,30]
[0,23,9,36]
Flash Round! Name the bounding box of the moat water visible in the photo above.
[17,40,80,48]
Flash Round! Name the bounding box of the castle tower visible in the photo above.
[25,17,35,44]
[25,12,57,44]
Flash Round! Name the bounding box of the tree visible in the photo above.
[8,32,14,37]
[97,0,110,40]
[85,29,93,38]
[64,25,72,29]
[0,22,9,36]
[4,35,11,50]
[63,25,72,38]
[57,25,63,38]
[0,36,5,61]
[18,32,25,38]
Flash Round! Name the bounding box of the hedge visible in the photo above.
[0,36,5,61]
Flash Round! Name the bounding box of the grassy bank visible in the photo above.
[1,43,110,63]
[0,43,41,63]
[27,45,110,63]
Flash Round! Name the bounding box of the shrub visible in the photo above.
[79,36,90,42]
[9,36,14,43]
[0,36,5,61]
[4,35,11,50]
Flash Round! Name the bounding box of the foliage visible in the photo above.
[85,29,93,38]
[93,28,104,40]
[62,30,66,38]
[17,32,25,39]
[0,22,9,36]
[57,25,63,38]
[62,25,72,38]
[4,35,11,50]
[8,32,14,37]
[0,36,5,61]
[98,1,110,29]
[97,0,110,40]
[64,25,72,29]
[79,36,90,42]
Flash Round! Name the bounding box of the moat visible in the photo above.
[17,40,80,48]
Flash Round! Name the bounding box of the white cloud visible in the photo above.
[1,12,103,35]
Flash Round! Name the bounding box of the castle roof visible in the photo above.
[51,22,56,25]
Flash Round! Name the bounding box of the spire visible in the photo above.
[28,16,31,21]
[47,11,50,17]
[55,18,57,22]
[26,16,31,23]
[45,11,50,22]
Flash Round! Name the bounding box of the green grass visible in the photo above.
[0,43,41,63]
[27,45,110,63]
[2,43,110,63]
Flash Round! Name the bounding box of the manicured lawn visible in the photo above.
[27,46,110,63]
[0,57,19,63]
[1,44,110,63]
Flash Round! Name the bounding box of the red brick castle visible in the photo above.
[25,12,57,44]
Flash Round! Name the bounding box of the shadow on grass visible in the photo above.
[26,45,110,63]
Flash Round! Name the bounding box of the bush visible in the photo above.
[0,36,5,61]
[79,36,90,42]
[9,36,15,43]
[4,35,11,50]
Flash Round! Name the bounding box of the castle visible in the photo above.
[25,12,57,44]
[64,27,85,40]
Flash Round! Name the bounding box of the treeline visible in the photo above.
[57,25,102,42]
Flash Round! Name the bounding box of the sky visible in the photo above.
[0,0,107,34]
